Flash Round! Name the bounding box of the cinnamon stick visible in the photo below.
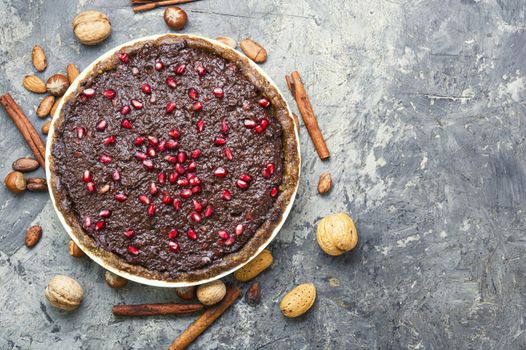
[287,72,330,160]
[0,93,46,167]
[133,0,196,13]
[112,303,203,316]
[169,286,241,350]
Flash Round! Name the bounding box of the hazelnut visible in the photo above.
[104,271,128,289]
[196,280,226,306]
[216,36,236,48]
[4,171,26,193]
[316,213,358,256]
[72,10,112,46]
[45,275,84,311]
[176,286,196,300]
[46,74,69,97]
[68,240,85,257]
[163,7,187,30]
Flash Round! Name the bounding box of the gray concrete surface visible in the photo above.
[1,0,526,349]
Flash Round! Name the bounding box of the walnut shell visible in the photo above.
[316,213,358,256]
[45,275,84,311]
[196,280,226,306]
[280,283,316,318]
[72,10,112,46]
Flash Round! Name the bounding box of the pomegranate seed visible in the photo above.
[270,186,278,197]
[196,65,206,76]
[115,193,127,202]
[169,173,178,184]
[180,189,192,199]
[188,88,199,100]
[135,152,147,160]
[121,105,131,115]
[165,155,177,164]
[222,190,232,200]
[134,136,145,146]
[255,125,264,134]
[191,149,201,159]
[214,167,227,177]
[217,230,230,240]
[237,179,249,189]
[83,217,92,228]
[224,148,233,160]
[187,161,197,172]
[224,237,236,246]
[191,185,201,194]
[196,120,204,132]
[189,176,201,186]
[150,182,158,195]
[131,99,143,109]
[214,137,227,146]
[166,101,176,113]
[262,169,271,178]
[260,118,269,129]
[76,127,85,139]
[162,193,172,205]
[86,182,96,193]
[103,135,116,145]
[100,155,112,164]
[221,120,229,134]
[121,119,132,129]
[103,89,116,99]
[157,140,166,152]
[128,245,139,255]
[99,209,111,218]
[177,151,187,163]
[82,170,92,183]
[168,229,178,239]
[235,224,245,235]
[95,220,105,231]
[204,206,213,217]
[193,101,203,112]
[113,170,121,181]
[168,241,180,252]
[118,52,129,63]
[147,147,157,158]
[158,172,166,184]
[172,198,181,210]
[96,120,107,131]
[165,139,178,149]
[155,62,164,71]
[193,200,203,212]
[175,64,186,75]
[190,212,202,222]
[213,87,224,98]
[141,83,152,94]
[177,178,189,186]
[124,229,135,238]
[166,76,177,89]
[244,119,257,128]
[147,136,159,146]
[169,129,180,139]
[138,195,150,205]
[187,228,197,240]
[82,88,95,98]
[187,173,196,179]
[258,98,270,108]
[240,173,252,182]
[175,163,185,175]
[143,159,154,171]
[147,204,156,216]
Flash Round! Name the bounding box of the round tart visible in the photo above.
[47,34,300,285]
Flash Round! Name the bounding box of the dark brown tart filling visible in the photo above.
[50,35,299,282]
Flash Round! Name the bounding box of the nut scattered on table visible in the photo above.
[234,249,273,282]
[25,225,42,248]
[4,171,26,193]
[23,75,47,94]
[41,120,51,135]
[66,64,80,84]
[104,271,128,289]
[245,282,261,306]
[240,39,267,63]
[46,74,69,97]
[12,158,39,172]
[280,283,316,318]
[316,212,358,256]
[31,45,47,72]
[45,275,84,311]
[317,171,333,194]
[196,280,226,306]
[50,97,62,117]
[26,177,47,192]
[176,286,196,300]
[216,36,236,48]
[163,7,188,31]
[72,10,112,46]
[68,240,85,257]
[36,95,55,118]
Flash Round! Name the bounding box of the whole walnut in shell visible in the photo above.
[316,213,358,256]
[196,280,226,306]
[45,275,84,311]
[72,10,111,45]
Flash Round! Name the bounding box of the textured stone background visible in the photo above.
[1,0,526,349]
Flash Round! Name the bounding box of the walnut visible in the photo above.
[45,275,84,311]
[196,280,226,306]
[316,213,358,256]
[72,10,112,46]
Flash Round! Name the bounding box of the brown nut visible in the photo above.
[32,45,47,72]
[68,240,85,257]
[317,172,333,194]
[196,280,226,306]
[25,225,43,248]
[26,177,48,192]
[240,39,267,63]
[216,36,236,48]
[12,158,39,172]
[176,286,196,300]
[72,10,112,45]
[45,275,84,311]
[50,97,62,117]
[36,95,55,118]
[280,283,316,318]
[23,75,47,94]
[66,64,80,84]
[316,213,358,256]
[234,249,273,282]
[245,282,261,306]
[104,271,128,289]
[42,120,51,135]
[164,7,187,30]
[4,171,26,193]
[46,74,69,97]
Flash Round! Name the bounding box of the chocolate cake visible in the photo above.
[48,35,300,283]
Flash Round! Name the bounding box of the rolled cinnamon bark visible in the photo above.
[112,303,203,316]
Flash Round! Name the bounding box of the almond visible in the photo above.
[25,225,43,248]
[46,74,69,96]
[240,39,267,63]
[26,177,47,192]
[66,64,80,84]
[23,75,47,94]
[32,45,47,72]
[280,283,316,318]
[50,97,62,117]
[42,120,51,135]
[234,249,273,282]
[36,95,55,118]
[12,158,39,172]
[317,172,332,194]
[68,240,85,257]
[216,36,236,48]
